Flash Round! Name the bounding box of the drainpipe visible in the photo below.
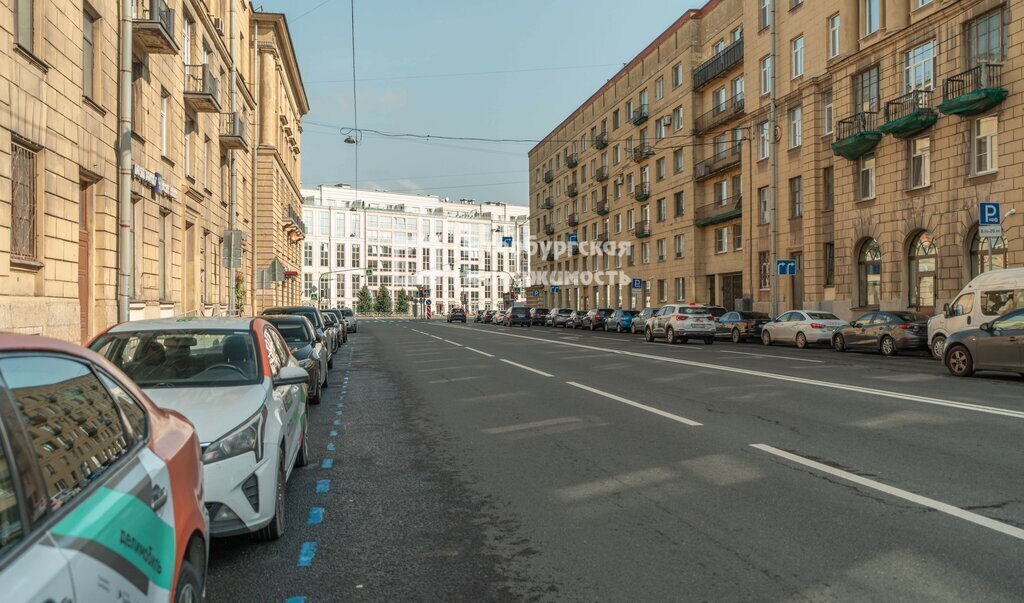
[227,0,238,313]
[117,0,134,322]
[250,21,260,313]
[768,0,779,318]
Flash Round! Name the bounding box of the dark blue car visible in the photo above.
[608,310,640,333]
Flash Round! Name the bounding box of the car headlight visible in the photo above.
[202,407,268,464]
[301,357,318,371]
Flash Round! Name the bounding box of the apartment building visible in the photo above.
[0,0,305,342]
[530,0,1020,320]
[301,185,531,313]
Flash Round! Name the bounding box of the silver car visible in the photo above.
[631,307,659,334]
[761,310,849,348]
[644,305,716,344]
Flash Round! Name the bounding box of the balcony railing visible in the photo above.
[939,63,1008,116]
[831,112,882,160]
[184,63,220,112]
[567,183,579,197]
[632,144,655,162]
[595,165,610,181]
[693,93,745,135]
[594,199,610,215]
[880,90,937,139]
[540,198,554,209]
[595,232,609,244]
[133,0,177,54]
[566,153,579,168]
[695,194,742,227]
[631,104,649,125]
[285,206,306,236]
[544,224,555,235]
[694,143,742,181]
[633,182,650,201]
[567,213,580,227]
[219,112,248,150]
[693,37,743,91]
[634,220,651,238]
[543,169,554,183]
[594,131,609,149]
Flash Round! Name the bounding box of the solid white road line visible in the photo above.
[411,329,429,336]
[567,382,703,426]
[718,350,825,363]
[500,359,554,377]
[443,339,464,347]
[429,335,444,340]
[464,347,495,358]
[751,444,1024,542]
[483,416,583,434]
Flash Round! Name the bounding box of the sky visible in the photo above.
[262,0,704,206]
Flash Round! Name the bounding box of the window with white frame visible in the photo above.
[759,0,771,29]
[791,36,804,78]
[859,153,876,199]
[973,116,998,174]
[674,191,685,216]
[758,121,770,159]
[790,176,803,217]
[641,242,650,264]
[673,106,684,131]
[759,186,770,223]
[967,9,1005,66]
[674,234,684,258]
[828,14,840,58]
[864,0,880,35]
[759,252,771,289]
[713,87,726,111]
[914,0,932,7]
[788,106,802,148]
[823,90,834,134]
[714,180,728,205]
[656,158,666,181]
[733,225,743,250]
[657,239,666,261]
[655,77,664,100]
[675,277,686,301]
[905,40,935,91]
[714,227,729,253]
[672,63,683,87]
[760,56,772,95]
[910,137,930,188]
[713,39,725,54]
[674,149,684,173]
[655,119,665,140]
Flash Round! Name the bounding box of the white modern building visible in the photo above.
[300,184,531,313]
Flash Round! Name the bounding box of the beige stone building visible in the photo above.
[0,0,306,343]
[530,0,1020,321]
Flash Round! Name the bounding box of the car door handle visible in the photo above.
[1009,337,1018,342]
[967,316,972,325]
[151,484,168,511]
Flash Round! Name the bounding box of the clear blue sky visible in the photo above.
[263,0,702,205]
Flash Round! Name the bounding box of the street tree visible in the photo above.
[375,285,393,314]
[356,285,374,314]
[395,289,410,313]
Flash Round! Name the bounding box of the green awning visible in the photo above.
[879,109,938,139]
[937,88,1008,116]
[695,208,742,227]
[831,130,883,160]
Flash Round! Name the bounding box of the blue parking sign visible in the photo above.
[980,202,1000,225]
[631,278,643,291]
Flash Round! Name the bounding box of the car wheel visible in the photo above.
[174,559,202,603]
[255,458,286,541]
[321,365,329,389]
[946,345,975,377]
[603,324,608,331]
[796,332,808,349]
[762,331,772,346]
[704,337,714,345]
[880,335,897,357]
[833,333,847,352]
[616,323,622,333]
[631,324,637,334]
[931,335,946,360]
[310,377,321,405]
[295,411,310,468]
[327,355,334,369]
[666,327,676,344]
[645,327,654,343]
[731,328,741,344]
[590,323,595,331]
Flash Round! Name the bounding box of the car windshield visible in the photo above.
[740,312,771,319]
[806,312,840,320]
[890,311,929,322]
[91,330,261,387]
[341,309,354,317]
[269,321,312,344]
[266,308,321,328]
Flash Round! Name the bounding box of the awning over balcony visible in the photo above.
[938,64,1008,117]
[831,112,882,161]
[879,90,937,139]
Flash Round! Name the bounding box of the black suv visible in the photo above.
[448,308,467,323]
[505,307,531,327]
[530,307,550,326]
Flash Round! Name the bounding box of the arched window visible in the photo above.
[970,227,1006,278]
[858,239,882,308]
[909,232,937,311]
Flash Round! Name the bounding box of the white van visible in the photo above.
[927,268,1024,358]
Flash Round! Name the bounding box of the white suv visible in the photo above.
[644,304,716,345]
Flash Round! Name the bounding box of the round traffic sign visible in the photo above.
[425,299,432,305]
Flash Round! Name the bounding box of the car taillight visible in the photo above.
[674,315,689,320]
[742,322,753,328]
[899,323,914,329]
[809,323,826,329]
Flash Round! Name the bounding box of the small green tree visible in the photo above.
[375,286,393,314]
[356,285,374,314]
[394,289,410,313]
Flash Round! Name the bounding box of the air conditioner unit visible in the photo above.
[615,176,624,185]
[213,18,226,35]
[662,116,673,126]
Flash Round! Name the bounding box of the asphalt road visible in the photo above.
[208,318,1024,602]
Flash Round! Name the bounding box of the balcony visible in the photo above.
[594,131,609,149]
[633,183,650,202]
[694,143,742,181]
[570,244,580,256]
[543,169,554,183]
[695,194,742,227]
[939,64,1008,117]
[831,112,882,160]
[133,0,178,54]
[632,144,655,162]
[595,165,610,181]
[567,213,580,227]
[880,90,937,139]
[544,224,555,235]
[634,220,651,238]
[594,199,610,215]
[283,206,306,240]
[184,64,221,113]
[566,153,579,168]
[631,104,649,125]
[540,197,554,210]
[219,112,248,150]
[567,183,579,197]
[693,37,743,91]
[693,93,745,136]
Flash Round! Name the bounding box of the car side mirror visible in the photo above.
[275,365,309,387]
[849,321,858,328]
[980,322,992,333]
[315,329,325,342]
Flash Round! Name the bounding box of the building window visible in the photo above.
[789,176,803,218]
[823,166,834,210]
[656,197,667,221]
[674,234,684,258]
[303,273,313,297]
[673,106,684,131]
[10,142,38,260]
[160,91,170,156]
[760,56,772,95]
[854,66,880,113]
[759,252,771,290]
[788,106,802,148]
[656,158,666,181]
[759,0,771,30]
[905,41,935,92]
[714,227,729,253]
[714,180,728,205]
[909,232,937,309]
[184,113,195,177]
[657,239,666,261]
[758,121,770,159]
[655,77,664,100]
[713,87,726,112]
[336,243,345,267]
[858,153,876,199]
[673,149,684,173]
[828,14,840,58]
[612,109,620,130]
[675,277,685,301]
[822,90,833,134]
[824,242,835,285]
[351,244,361,268]
[158,212,169,300]
[967,9,1005,66]
[733,225,743,250]
[672,63,683,87]
[656,279,666,301]
[791,36,804,78]
[641,242,650,264]
[909,137,930,188]
[758,186,770,224]
[914,0,932,7]
[973,116,998,174]
[320,242,329,267]
[970,228,1006,277]
[864,0,880,35]
[16,0,35,51]
[674,191,684,217]
[83,9,98,99]
[303,242,313,267]
[858,239,882,308]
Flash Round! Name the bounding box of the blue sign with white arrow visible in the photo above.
[776,259,798,276]
[501,236,513,248]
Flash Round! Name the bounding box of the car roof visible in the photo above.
[104,316,256,333]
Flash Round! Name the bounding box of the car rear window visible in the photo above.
[623,310,639,316]
[890,311,928,322]
[512,308,529,316]
[806,312,840,320]
[678,307,711,315]
[270,322,312,344]
[341,309,354,317]
[558,309,573,315]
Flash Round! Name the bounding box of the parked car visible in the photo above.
[340,307,358,333]
[263,305,334,368]
[832,311,930,355]
[608,309,640,333]
[321,309,349,344]
[631,307,659,334]
[927,268,1024,359]
[716,311,772,343]
[322,312,343,352]
[91,318,311,541]
[644,304,716,344]
[505,306,532,327]
[566,311,587,329]
[530,307,551,325]
[448,308,467,323]
[548,308,575,327]
[482,310,497,323]
[944,309,1024,378]
[702,305,728,320]
[493,310,508,325]
[581,308,615,331]
[761,310,848,348]
[0,334,208,603]
[265,314,328,403]
[474,309,485,323]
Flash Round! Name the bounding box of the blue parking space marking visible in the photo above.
[335,410,342,416]
[297,542,317,567]
[330,430,338,437]
[333,419,341,426]
[308,507,324,525]
[316,479,330,493]
[284,597,307,603]
[327,442,336,451]
[321,458,334,469]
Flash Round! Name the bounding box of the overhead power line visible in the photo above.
[305,62,624,84]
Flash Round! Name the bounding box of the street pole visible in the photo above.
[250,20,260,315]
[768,0,779,318]
[227,0,238,314]
[117,0,134,322]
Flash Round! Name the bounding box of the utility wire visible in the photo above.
[291,0,332,22]
[305,62,624,84]
[350,0,359,195]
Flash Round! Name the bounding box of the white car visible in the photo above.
[761,310,849,348]
[926,267,1024,359]
[92,317,311,541]
[644,304,716,344]
[340,307,358,333]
